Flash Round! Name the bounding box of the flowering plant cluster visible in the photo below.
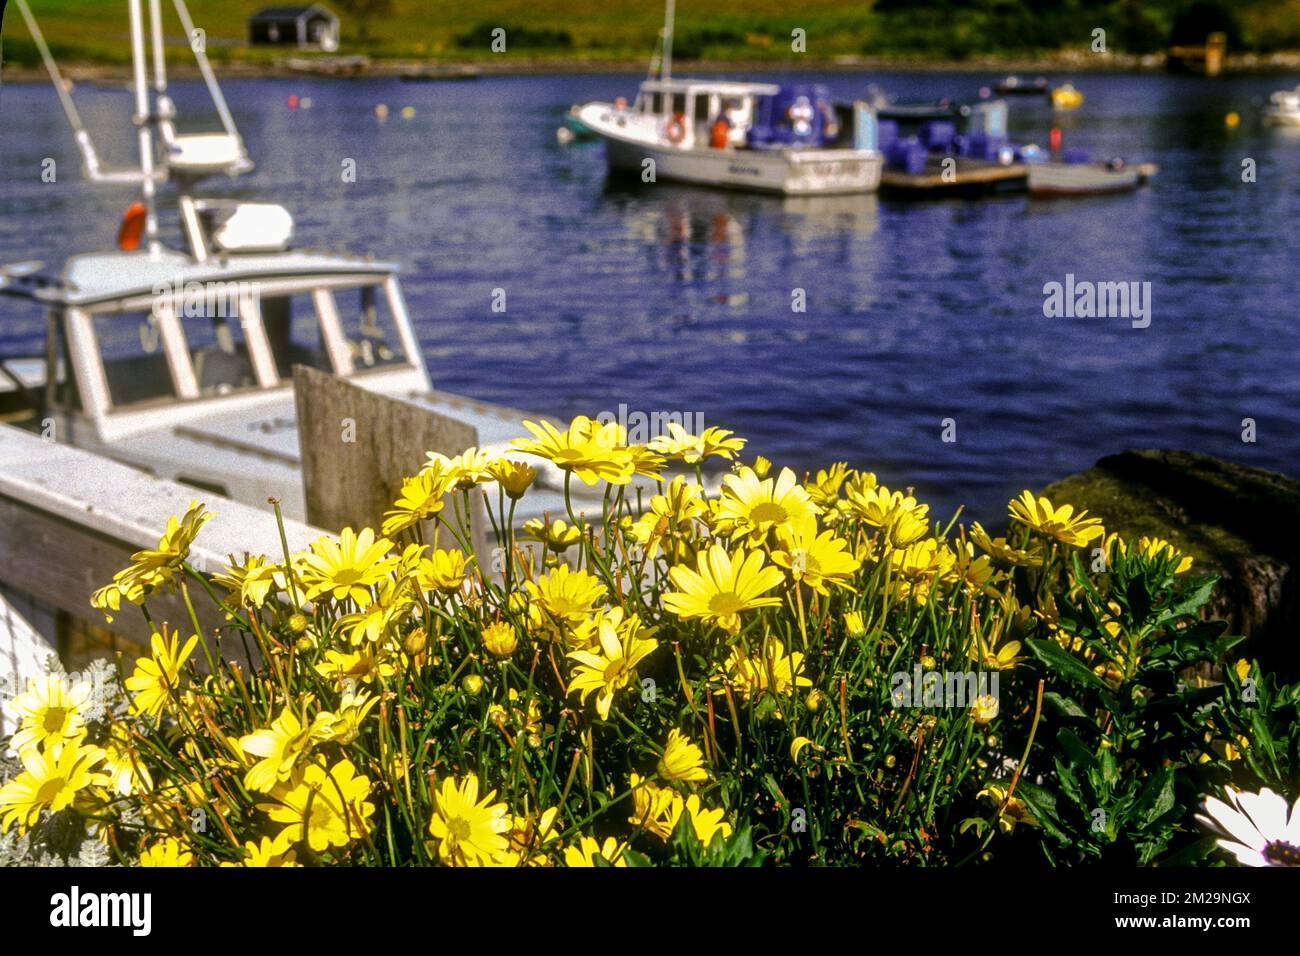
[2,416,1296,867]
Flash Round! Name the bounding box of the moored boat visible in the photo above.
[1049,83,1085,111]
[1027,155,1158,196]
[1263,87,1300,126]
[995,75,1048,95]
[2,0,595,526]
[574,2,883,195]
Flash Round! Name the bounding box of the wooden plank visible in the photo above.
[0,423,324,671]
[292,365,488,554]
[0,494,228,650]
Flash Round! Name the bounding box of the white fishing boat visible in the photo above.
[574,2,883,195]
[1,0,593,526]
[1263,87,1300,126]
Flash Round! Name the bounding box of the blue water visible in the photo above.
[2,70,1299,520]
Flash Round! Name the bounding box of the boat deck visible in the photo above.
[881,158,1028,196]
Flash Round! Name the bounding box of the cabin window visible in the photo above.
[175,300,258,397]
[330,285,407,371]
[671,93,687,117]
[260,293,331,378]
[91,310,175,407]
[694,94,711,124]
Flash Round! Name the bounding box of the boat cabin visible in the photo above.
[0,241,428,445]
[629,79,851,150]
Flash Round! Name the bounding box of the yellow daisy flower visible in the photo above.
[300,527,398,604]
[426,446,495,490]
[1008,491,1104,548]
[658,729,707,783]
[7,673,91,756]
[259,759,375,854]
[719,638,812,699]
[428,773,511,866]
[124,627,199,718]
[414,548,471,593]
[0,742,106,834]
[683,794,733,847]
[770,516,861,595]
[663,543,785,634]
[628,772,683,840]
[139,837,195,867]
[716,466,820,542]
[220,834,300,867]
[381,467,451,536]
[525,563,607,636]
[512,416,634,486]
[567,612,659,719]
[564,835,628,867]
[488,458,538,499]
[482,621,519,658]
[239,706,317,792]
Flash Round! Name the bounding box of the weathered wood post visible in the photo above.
[292,365,489,556]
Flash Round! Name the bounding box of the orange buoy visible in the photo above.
[1049,127,1062,154]
[117,202,147,251]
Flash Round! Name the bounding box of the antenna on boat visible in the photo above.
[129,0,164,253]
[661,0,675,81]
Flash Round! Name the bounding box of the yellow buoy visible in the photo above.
[1225,111,1240,128]
[401,106,416,120]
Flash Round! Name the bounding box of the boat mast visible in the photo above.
[128,0,163,254]
[661,0,674,81]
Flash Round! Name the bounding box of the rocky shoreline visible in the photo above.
[1044,450,1299,679]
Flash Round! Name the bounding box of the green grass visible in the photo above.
[4,0,1298,66]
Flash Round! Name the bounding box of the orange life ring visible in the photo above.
[117,202,147,251]
[665,113,687,144]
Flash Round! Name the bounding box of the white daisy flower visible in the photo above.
[1196,786,1300,867]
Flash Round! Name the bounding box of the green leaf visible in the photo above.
[1026,638,1113,694]
[1055,727,1098,769]
[1043,692,1088,719]
[1157,576,1218,624]
[1133,765,1176,827]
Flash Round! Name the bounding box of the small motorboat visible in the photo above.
[1049,83,1084,111]
[1027,152,1158,196]
[1263,87,1300,126]
[556,104,598,145]
[995,75,1049,95]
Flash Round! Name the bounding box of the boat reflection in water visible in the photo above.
[602,181,881,290]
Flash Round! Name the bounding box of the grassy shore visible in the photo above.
[5,0,1300,74]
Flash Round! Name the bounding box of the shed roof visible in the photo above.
[249,5,336,23]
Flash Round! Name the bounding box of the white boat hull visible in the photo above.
[1263,109,1300,127]
[1028,162,1143,195]
[580,104,882,195]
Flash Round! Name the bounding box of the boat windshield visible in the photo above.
[332,284,407,371]
[261,292,332,379]
[177,303,258,397]
[93,310,175,407]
